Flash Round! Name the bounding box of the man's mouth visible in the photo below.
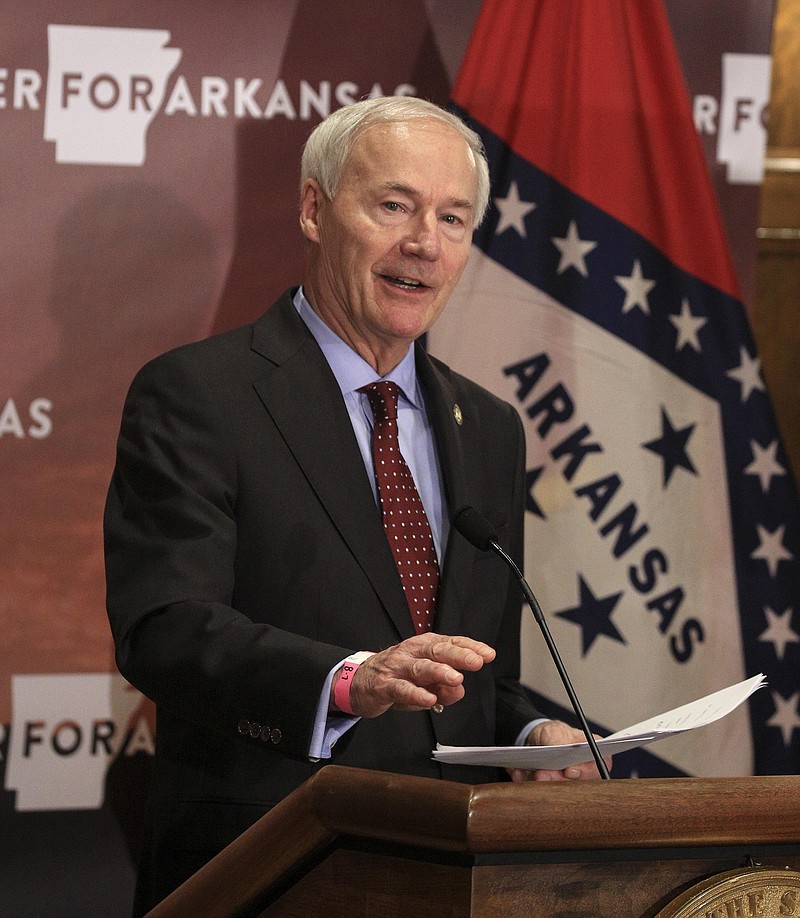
[383,275,429,290]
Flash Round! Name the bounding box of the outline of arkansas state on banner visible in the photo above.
[430,0,800,777]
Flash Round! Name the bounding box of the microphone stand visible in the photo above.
[488,537,611,780]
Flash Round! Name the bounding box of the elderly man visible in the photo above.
[104,96,602,915]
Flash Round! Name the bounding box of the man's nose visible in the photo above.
[400,213,441,260]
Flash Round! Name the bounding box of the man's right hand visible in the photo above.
[332,633,496,718]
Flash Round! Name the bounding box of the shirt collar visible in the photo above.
[294,287,422,408]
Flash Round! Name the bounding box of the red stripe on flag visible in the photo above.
[452,0,741,300]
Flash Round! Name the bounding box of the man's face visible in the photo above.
[300,117,478,372]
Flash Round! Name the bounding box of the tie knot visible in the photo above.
[360,380,400,422]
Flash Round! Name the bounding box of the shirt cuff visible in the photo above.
[307,657,361,761]
[514,717,550,747]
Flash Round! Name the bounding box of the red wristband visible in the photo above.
[333,652,374,716]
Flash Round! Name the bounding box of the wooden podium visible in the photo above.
[145,767,800,917]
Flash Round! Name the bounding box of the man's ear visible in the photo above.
[299,178,323,243]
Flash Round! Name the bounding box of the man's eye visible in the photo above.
[442,214,462,226]
[383,201,402,212]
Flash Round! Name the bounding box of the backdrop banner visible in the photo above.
[0,2,777,914]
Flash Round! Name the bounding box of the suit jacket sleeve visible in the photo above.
[491,406,545,743]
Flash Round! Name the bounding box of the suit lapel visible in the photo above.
[415,346,477,637]
[250,294,415,639]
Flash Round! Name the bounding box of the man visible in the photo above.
[104,97,604,915]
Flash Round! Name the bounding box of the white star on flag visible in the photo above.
[669,297,708,351]
[745,440,786,493]
[552,220,597,276]
[494,180,536,237]
[615,259,656,315]
[767,691,800,746]
[759,606,799,660]
[726,346,765,402]
[751,523,794,577]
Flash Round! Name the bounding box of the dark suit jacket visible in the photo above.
[104,289,541,912]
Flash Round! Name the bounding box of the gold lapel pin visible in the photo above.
[453,404,463,425]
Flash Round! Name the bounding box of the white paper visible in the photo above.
[432,673,765,770]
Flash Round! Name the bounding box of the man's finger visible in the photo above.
[424,636,495,670]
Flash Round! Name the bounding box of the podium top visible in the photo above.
[307,766,800,853]
[147,766,800,918]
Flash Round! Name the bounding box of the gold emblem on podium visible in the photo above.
[656,867,800,917]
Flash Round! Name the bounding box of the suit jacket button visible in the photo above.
[249,722,261,739]
[259,727,271,742]
[237,719,250,735]
[270,728,282,745]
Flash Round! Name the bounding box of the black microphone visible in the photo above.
[453,505,611,780]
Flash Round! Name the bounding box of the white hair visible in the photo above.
[300,96,490,227]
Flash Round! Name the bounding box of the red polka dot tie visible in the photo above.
[360,381,439,633]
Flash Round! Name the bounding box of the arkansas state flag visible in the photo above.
[429,0,800,776]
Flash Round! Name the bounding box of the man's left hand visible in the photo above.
[507,719,611,782]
